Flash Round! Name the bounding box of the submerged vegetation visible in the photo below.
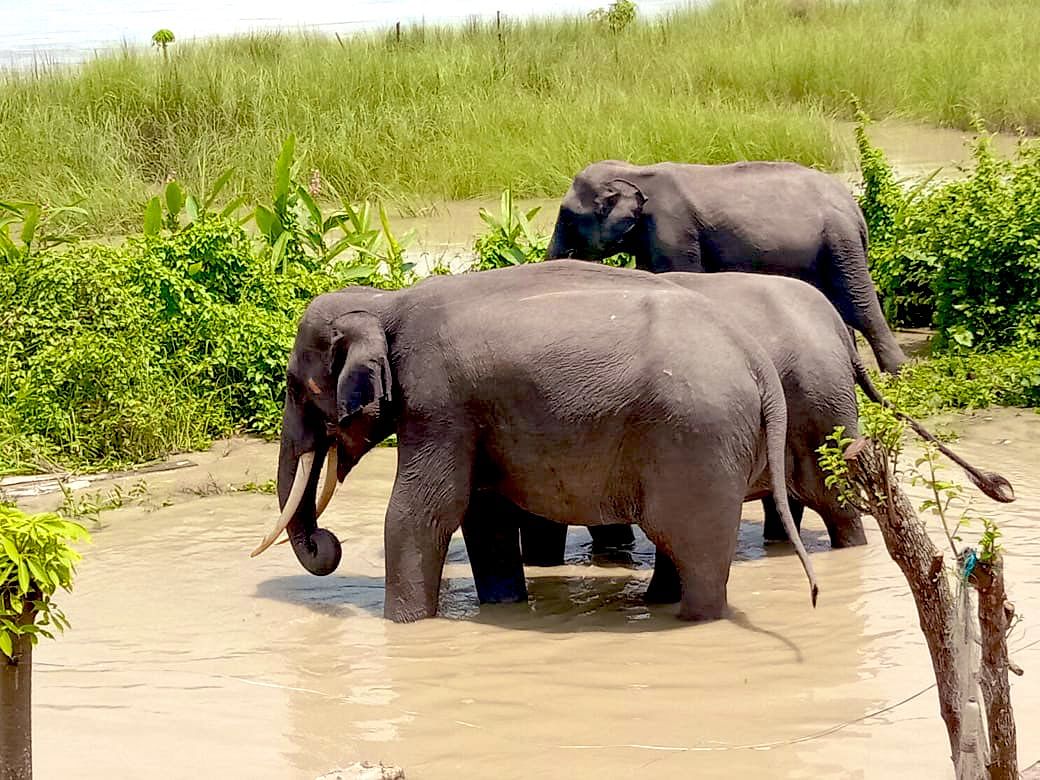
[2,0,1039,234]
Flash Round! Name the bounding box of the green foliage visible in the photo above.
[871,347,1040,418]
[143,169,243,236]
[589,0,637,34]
[0,506,90,658]
[472,190,547,270]
[816,426,857,508]
[857,112,1040,348]
[0,200,87,260]
[151,29,175,48]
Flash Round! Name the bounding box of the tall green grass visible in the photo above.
[1,0,1038,234]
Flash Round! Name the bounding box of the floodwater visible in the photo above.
[27,408,1040,778]
[0,0,687,69]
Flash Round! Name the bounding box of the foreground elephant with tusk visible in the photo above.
[251,260,821,623]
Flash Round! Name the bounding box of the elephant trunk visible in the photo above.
[546,223,568,260]
[251,436,343,576]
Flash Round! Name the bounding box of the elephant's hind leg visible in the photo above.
[462,493,529,604]
[640,485,742,622]
[762,494,805,543]
[383,438,474,622]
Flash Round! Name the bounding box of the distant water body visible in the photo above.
[1,0,693,69]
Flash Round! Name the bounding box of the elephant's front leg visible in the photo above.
[762,494,805,543]
[461,493,528,605]
[383,445,472,623]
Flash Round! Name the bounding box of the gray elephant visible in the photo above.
[509,270,1014,603]
[545,159,908,375]
[250,260,818,622]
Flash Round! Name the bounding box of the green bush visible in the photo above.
[858,116,1040,350]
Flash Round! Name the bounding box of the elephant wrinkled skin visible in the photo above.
[251,261,819,622]
[545,159,908,375]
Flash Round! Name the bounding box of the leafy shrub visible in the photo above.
[472,190,548,270]
[872,347,1040,418]
[857,112,1040,349]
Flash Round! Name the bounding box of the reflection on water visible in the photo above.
[32,409,1040,778]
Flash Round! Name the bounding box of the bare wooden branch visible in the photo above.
[971,560,1018,780]
[844,438,964,763]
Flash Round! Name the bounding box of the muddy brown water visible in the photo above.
[24,408,1040,778]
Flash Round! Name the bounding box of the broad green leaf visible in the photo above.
[1,537,21,565]
[17,560,30,594]
[336,263,378,282]
[204,168,235,209]
[20,204,40,249]
[143,197,162,236]
[165,181,185,218]
[253,205,279,239]
[274,134,296,203]
[272,232,290,274]
[0,631,12,658]
[185,195,200,224]
[295,187,323,230]
[219,195,247,219]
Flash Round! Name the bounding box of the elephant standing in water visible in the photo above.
[251,261,819,622]
[545,159,908,375]
[512,270,1015,602]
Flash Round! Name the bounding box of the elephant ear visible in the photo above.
[595,178,646,244]
[330,311,393,426]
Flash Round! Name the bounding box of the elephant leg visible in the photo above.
[823,240,908,375]
[518,511,568,566]
[461,493,528,605]
[382,443,472,623]
[589,523,636,552]
[809,497,867,549]
[644,548,682,604]
[641,484,743,622]
[762,494,805,543]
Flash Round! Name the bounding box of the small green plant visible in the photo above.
[1,506,90,778]
[472,189,547,270]
[234,479,277,495]
[0,200,87,260]
[588,0,637,34]
[151,29,175,60]
[56,484,125,527]
[143,169,243,236]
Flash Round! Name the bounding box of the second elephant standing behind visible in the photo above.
[545,159,908,375]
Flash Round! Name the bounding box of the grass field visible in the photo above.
[1,0,1038,234]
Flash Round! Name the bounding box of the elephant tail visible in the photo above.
[756,361,820,608]
[851,354,1016,503]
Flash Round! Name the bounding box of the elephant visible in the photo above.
[544,159,909,376]
[250,260,819,622]
[507,269,1015,604]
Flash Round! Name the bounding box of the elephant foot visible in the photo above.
[644,549,682,604]
[762,494,805,543]
[519,512,568,567]
[473,573,529,605]
[589,523,636,552]
[827,520,868,548]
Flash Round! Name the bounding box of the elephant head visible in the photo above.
[546,161,646,261]
[251,288,396,576]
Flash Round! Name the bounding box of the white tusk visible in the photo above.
[251,451,315,558]
[314,445,339,519]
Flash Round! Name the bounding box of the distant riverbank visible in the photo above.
[1,0,1037,235]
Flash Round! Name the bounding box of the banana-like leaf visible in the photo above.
[204,168,235,210]
[274,134,296,205]
[254,205,280,239]
[185,195,200,224]
[18,205,40,249]
[143,197,163,236]
[165,181,185,217]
